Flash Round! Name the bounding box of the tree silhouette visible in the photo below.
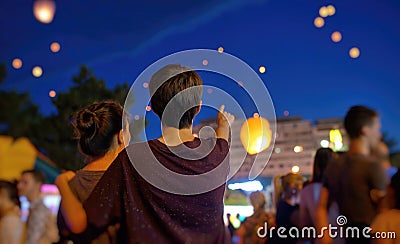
[1,64,144,170]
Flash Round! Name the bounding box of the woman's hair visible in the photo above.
[312,147,335,183]
[73,101,124,158]
[0,180,20,208]
[273,173,304,207]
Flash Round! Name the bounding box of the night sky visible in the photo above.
[1,0,400,150]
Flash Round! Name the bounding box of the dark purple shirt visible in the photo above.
[83,138,231,244]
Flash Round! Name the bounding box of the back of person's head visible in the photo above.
[0,180,21,208]
[344,105,378,139]
[390,169,400,209]
[149,64,203,129]
[281,173,304,200]
[273,173,304,207]
[21,169,46,185]
[312,147,335,183]
[249,191,266,211]
[73,101,124,158]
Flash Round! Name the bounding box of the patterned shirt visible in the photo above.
[25,199,52,244]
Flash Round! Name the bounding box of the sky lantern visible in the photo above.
[314,17,325,28]
[32,66,43,77]
[240,117,272,155]
[331,31,342,43]
[12,58,23,69]
[50,42,60,52]
[349,47,360,58]
[259,66,266,74]
[33,0,56,24]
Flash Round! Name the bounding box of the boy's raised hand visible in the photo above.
[216,105,234,141]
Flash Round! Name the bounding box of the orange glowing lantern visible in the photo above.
[240,117,272,155]
[33,0,56,24]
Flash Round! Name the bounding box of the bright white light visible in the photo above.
[334,141,343,150]
[294,145,303,153]
[228,180,263,192]
[292,165,300,174]
[320,139,330,148]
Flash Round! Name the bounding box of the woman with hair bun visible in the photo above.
[55,101,130,242]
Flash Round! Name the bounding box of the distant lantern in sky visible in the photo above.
[240,117,272,155]
[134,115,140,120]
[49,90,56,98]
[314,17,325,28]
[319,6,329,18]
[349,47,360,58]
[145,106,151,112]
[33,0,56,24]
[50,42,60,53]
[202,59,208,66]
[259,66,266,74]
[32,66,43,77]
[218,47,224,53]
[12,58,23,69]
[207,88,213,94]
[327,5,336,16]
[331,31,342,43]
[142,82,149,88]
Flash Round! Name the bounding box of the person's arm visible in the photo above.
[314,186,332,244]
[216,105,234,141]
[55,171,87,234]
[370,162,388,204]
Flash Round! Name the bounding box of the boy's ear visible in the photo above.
[117,130,124,145]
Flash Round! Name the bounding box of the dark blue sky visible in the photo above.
[1,0,400,150]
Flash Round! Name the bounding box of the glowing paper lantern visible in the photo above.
[314,17,325,28]
[49,90,56,98]
[331,31,342,43]
[32,66,43,77]
[319,6,329,18]
[259,66,266,74]
[349,47,360,58]
[240,117,272,155]
[50,42,60,53]
[12,58,23,69]
[327,5,336,16]
[33,0,56,24]
[218,47,224,53]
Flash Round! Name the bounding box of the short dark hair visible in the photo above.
[312,147,334,183]
[0,180,21,208]
[149,64,203,129]
[73,101,124,157]
[21,169,46,185]
[344,105,378,139]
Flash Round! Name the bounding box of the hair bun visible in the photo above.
[76,109,99,137]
